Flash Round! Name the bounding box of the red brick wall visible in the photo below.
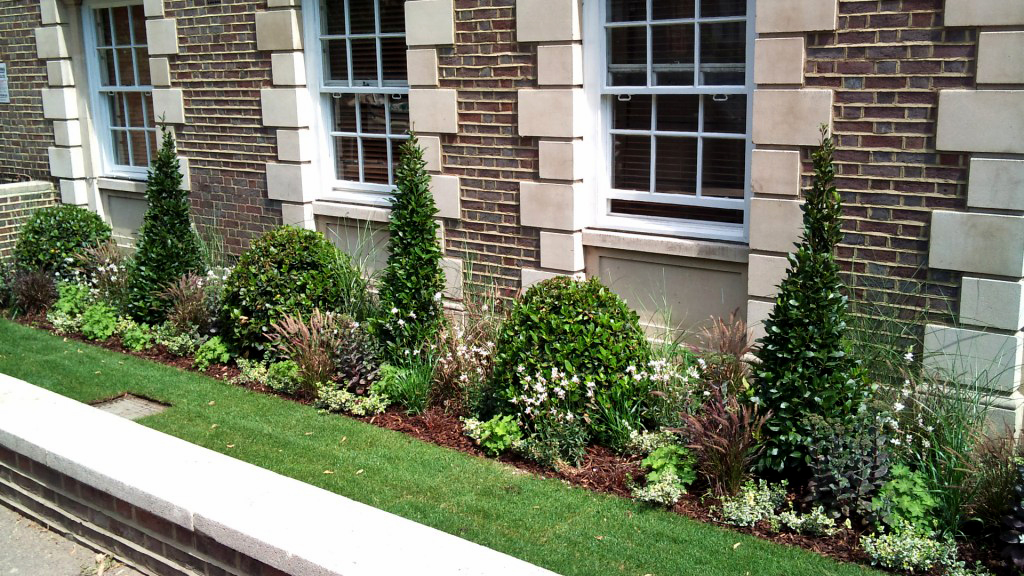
[438,0,540,299]
[806,0,974,325]
[166,0,282,254]
[0,1,55,184]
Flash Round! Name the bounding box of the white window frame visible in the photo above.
[584,0,756,243]
[304,0,410,208]
[82,0,155,180]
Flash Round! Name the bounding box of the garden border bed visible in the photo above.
[0,372,555,576]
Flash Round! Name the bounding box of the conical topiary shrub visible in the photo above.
[754,126,869,474]
[127,126,204,322]
[375,134,446,361]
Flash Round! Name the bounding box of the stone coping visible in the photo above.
[0,373,556,576]
[0,180,54,197]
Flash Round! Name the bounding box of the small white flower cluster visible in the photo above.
[631,470,684,506]
[719,480,788,527]
[879,384,934,450]
[513,367,591,424]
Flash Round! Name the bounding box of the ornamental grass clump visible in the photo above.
[375,134,445,360]
[127,127,204,323]
[488,276,653,454]
[754,126,869,473]
[14,204,111,278]
[220,226,366,354]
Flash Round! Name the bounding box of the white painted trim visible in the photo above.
[303,0,411,203]
[582,228,749,263]
[81,0,154,180]
[582,0,755,242]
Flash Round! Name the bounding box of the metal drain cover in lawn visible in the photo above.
[92,394,168,421]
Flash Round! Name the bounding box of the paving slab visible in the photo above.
[0,502,144,576]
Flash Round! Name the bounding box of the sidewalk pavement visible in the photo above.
[0,502,144,576]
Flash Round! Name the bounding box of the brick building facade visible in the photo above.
[1,0,1022,425]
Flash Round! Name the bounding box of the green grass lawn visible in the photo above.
[0,318,881,576]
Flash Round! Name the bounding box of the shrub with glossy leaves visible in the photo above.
[14,205,111,277]
[375,134,445,359]
[220,226,365,353]
[489,276,652,450]
[127,127,204,322]
[754,127,869,473]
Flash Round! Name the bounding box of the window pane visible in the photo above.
[137,48,151,85]
[613,95,652,130]
[390,138,406,184]
[98,49,117,85]
[656,95,698,132]
[95,9,113,46]
[125,93,146,127]
[610,199,743,223]
[700,0,746,18]
[144,93,155,127]
[652,0,695,20]
[131,4,146,44]
[147,131,158,163]
[117,48,136,86]
[652,24,694,86]
[362,138,389,184]
[612,135,651,191]
[349,0,376,34]
[702,138,745,198]
[655,137,698,194]
[112,6,131,45]
[607,0,645,23]
[112,131,130,165]
[380,36,407,84]
[703,94,746,134]
[108,94,127,128]
[335,136,360,181]
[128,132,149,167]
[699,21,746,86]
[608,26,646,86]
[389,94,409,134]
[322,0,346,35]
[350,39,379,85]
[360,94,388,134]
[379,0,405,33]
[324,39,349,84]
[332,95,358,132]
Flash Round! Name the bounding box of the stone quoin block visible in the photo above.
[754,38,806,85]
[937,91,1024,155]
[750,149,801,197]
[404,0,455,46]
[929,210,1024,277]
[752,89,833,147]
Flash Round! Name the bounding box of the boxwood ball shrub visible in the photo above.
[220,226,365,353]
[489,276,652,451]
[14,205,112,277]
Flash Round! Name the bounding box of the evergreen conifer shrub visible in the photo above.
[375,134,445,360]
[754,126,869,473]
[127,127,204,322]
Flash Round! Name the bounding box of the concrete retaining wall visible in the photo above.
[0,373,556,576]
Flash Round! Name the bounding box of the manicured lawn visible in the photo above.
[0,319,880,576]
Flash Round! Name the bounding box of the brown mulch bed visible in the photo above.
[9,314,1010,575]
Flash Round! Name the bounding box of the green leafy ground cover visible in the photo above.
[0,319,879,576]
